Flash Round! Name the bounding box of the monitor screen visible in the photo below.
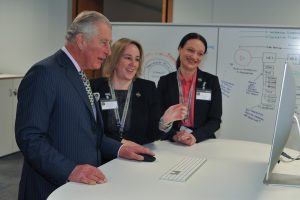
[263,62,299,186]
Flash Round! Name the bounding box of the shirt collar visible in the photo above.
[61,46,81,72]
[179,69,197,84]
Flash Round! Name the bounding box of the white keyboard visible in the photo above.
[160,156,207,182]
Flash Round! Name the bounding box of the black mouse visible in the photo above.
[139,153,156,162]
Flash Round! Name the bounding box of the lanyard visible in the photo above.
[108,80,133,138]
[176,70,195,123]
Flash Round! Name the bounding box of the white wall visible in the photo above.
[173,0,213,24]
[173,0,300,26]
[0,0,69,75]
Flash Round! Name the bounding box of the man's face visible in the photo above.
[81,22,112,70]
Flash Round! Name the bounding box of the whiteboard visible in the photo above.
[217,27,300,147]
[112,23,300,150]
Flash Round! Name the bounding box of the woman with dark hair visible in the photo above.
[157,33,222,146]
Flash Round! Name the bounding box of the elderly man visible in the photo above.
[15,11,154,200]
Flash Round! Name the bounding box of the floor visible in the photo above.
[0,152,23,200]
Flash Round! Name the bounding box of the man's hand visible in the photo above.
[121,139,140,147]
[119,144,155,161]
[68,164,107,185]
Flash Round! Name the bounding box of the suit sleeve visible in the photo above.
[157,76,178,141]
[193,76,222,142]
[100,134,122,160]
[145,81,162,142]
[15,66,76,186]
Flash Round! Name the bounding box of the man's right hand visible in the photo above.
[121,139,140,147]
[119,144,155,161]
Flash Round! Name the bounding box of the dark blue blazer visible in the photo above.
[15,50,121,200]
[157,69,222,142]
[90,78,162,145]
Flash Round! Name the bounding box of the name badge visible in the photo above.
[180,126,193,133]
[100,99,118,110]
[196,89,211,101]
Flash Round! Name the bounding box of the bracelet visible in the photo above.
[159,117,172,128]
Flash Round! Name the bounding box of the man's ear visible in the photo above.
[75,33,86,51]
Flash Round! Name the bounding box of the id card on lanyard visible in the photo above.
[196,80,211,101]
[196,89,211,101]
[108,80,133,138]
[100,99,118,110]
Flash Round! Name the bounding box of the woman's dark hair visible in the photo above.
[176,33,207,69]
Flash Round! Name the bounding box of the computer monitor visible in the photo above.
[263,62,300,186]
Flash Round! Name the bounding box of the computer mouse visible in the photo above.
[139,153,156,162]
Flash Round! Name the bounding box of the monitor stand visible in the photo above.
[263,113,300,187]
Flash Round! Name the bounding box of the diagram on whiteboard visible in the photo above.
[218,28,300,143]
[142,52,176,84]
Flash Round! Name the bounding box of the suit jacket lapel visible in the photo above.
[131,80,137,112]
[55,50,95,118]
[194,69,203,124]
[131,80,140,121]
[171,73,180,105]
[94,98,104,128]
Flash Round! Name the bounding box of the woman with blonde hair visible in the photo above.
[91,38,186,149]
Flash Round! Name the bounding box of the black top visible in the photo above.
[91,77,162,145]
[106,90,132,139]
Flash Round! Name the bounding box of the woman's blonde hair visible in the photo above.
[101,38,144,78]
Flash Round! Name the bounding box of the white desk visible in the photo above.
[48,139,300,200]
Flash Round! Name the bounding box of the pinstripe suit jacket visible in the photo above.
[157,69,222,142]
[15,50,121,200]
